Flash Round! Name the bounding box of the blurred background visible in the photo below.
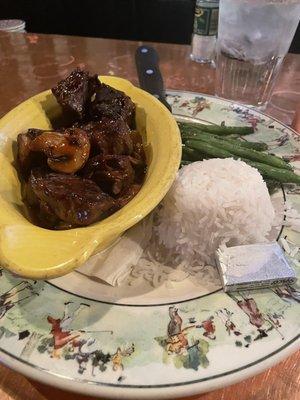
[1,0,299,52]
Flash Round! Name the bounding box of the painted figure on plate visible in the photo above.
[155,306,210,371]
[0,281,38,320]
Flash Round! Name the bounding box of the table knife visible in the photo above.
[135,45,172,112]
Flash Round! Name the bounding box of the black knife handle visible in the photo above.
[135,46,171,111]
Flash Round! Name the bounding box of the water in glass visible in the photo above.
[215,0,300,108]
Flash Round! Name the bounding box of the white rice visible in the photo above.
[155,158,275,265]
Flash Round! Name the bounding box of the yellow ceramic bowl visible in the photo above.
[0,76,181,279]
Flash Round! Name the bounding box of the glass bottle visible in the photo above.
[190,0,219,64]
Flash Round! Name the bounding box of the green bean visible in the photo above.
[182,146,197,161]
[184,140,300,184]
[185,140,233,159]
[186,137,292,170]
[240,159,300,185]
[181,131,268,152]
[178,121,254,136]
[182,146,205,161]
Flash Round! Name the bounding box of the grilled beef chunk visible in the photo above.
[89,83,135,128]
[115,184,143,209]
[52,69,135,127]
[82,154,135,196]
[51,68,97,120]
[27,169,115,228]
[129,130,146,182]
[77,115,133,156]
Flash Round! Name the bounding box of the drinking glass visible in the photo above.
[215,0,300,108]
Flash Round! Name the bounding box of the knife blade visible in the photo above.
[135,45,172,112]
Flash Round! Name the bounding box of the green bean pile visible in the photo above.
[179,121,300,186]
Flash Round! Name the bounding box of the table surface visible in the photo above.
[0,31,299,400]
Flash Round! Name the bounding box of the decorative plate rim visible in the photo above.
[0,336,299,399]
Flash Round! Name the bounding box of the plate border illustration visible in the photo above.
[0,334,299,399]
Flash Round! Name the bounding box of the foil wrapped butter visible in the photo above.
[215,242,296,292]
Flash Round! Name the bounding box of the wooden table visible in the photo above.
[0,32,299,400]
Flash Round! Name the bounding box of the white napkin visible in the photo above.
[76,215,153,286]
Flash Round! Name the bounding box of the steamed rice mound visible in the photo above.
[156,158,275,264]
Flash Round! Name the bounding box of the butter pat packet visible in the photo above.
[215,242,297,292]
